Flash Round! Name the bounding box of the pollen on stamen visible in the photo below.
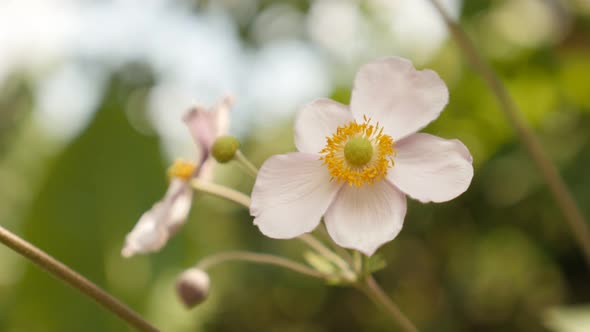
[319,118,396,187]
[167,159,197,181]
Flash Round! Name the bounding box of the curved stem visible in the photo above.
[190,178,251,208]
[428,0,590,267]
[298,234,355,280]
[234,150,259,178]
[0,226,159,332]
[317,223,354,264]
[196,251,328,280]
[360,276,419,332]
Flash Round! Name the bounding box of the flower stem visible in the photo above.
[428,0,590,267]
[234,150,259,178]
[0,225,159,332]
[316,223,354,264]
[360,276,419,332]
[298,234,356,280]
[196,251,329,280]
[190,178,252,208]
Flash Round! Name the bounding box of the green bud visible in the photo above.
[344,136,373,166]
[211,136,240,163]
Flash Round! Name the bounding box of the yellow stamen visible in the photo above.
[319,116,395,187]
[167,159,197,181]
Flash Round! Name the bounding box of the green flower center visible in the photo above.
[343,136,373,166]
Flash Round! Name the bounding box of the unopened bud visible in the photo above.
[176,268,210,308]
[211,136,240,163]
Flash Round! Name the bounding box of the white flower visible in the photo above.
[250,57,473,256]
[122,96,234,257]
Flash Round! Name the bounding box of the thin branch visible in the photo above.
[428,0,590,266]
[234,150,259,178]
[298,234,356,280]
[0,225,159,332]
[190,178,251,208]
[196,251,328,280]
[360,276,419,332]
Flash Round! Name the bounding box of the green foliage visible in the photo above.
[7,74,165,332]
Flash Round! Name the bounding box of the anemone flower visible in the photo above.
[250,57,473,256]
[122,96,233,257]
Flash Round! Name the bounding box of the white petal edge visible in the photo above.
[122,179,193,257]
[324,180,407,256]
[295,98,353,154]
[350,57,449,140]
[387,133,473,203]
[250,152,342,239]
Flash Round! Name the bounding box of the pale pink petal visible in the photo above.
[350,57,449,140]
[294,98,353,154]
[251,152,342,239]
[122,179,193,257]
[197,158,216,183]
[183,95,233,163]
[165,180,194,233]
[121,207,168,258]
[324,180,407,256]
[212,95,233,137]
[386,133,473,203]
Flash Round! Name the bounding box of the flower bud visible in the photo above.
[211,135,240,163]
[176,268,210,308]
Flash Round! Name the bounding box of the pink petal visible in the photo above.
[122,179,193,257]
[387,133,473,203]
[251,152,342,239]
[295,98,353,154]
[183,96,233,163]
[165,180,194,233]
[324,180,407,256]
[350,57,449,140]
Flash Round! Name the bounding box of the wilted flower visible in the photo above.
[122,96,234,257]
[250,57,473,256]
[122,160,196,257]
[176,268,210,308]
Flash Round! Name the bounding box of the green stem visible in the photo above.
[190,178,251,208]
[196,251,329,280]
[234,150,259,178]
[360,276,419,332]
[0,225,159,332]
[353,251,362,275]
[317,223,354,265]
[298,234,356,281]
[428,0,590,267]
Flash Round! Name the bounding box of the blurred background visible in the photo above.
[0,0,589,331]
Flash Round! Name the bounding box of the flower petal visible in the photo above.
[251,152,342,239]
[122,179,193,257]
[324,180,407,256]
[387,133,473,203]
[350,57,449,140]
[164,180,194,233]
[183,96,233,163]
[295,98,353,154]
